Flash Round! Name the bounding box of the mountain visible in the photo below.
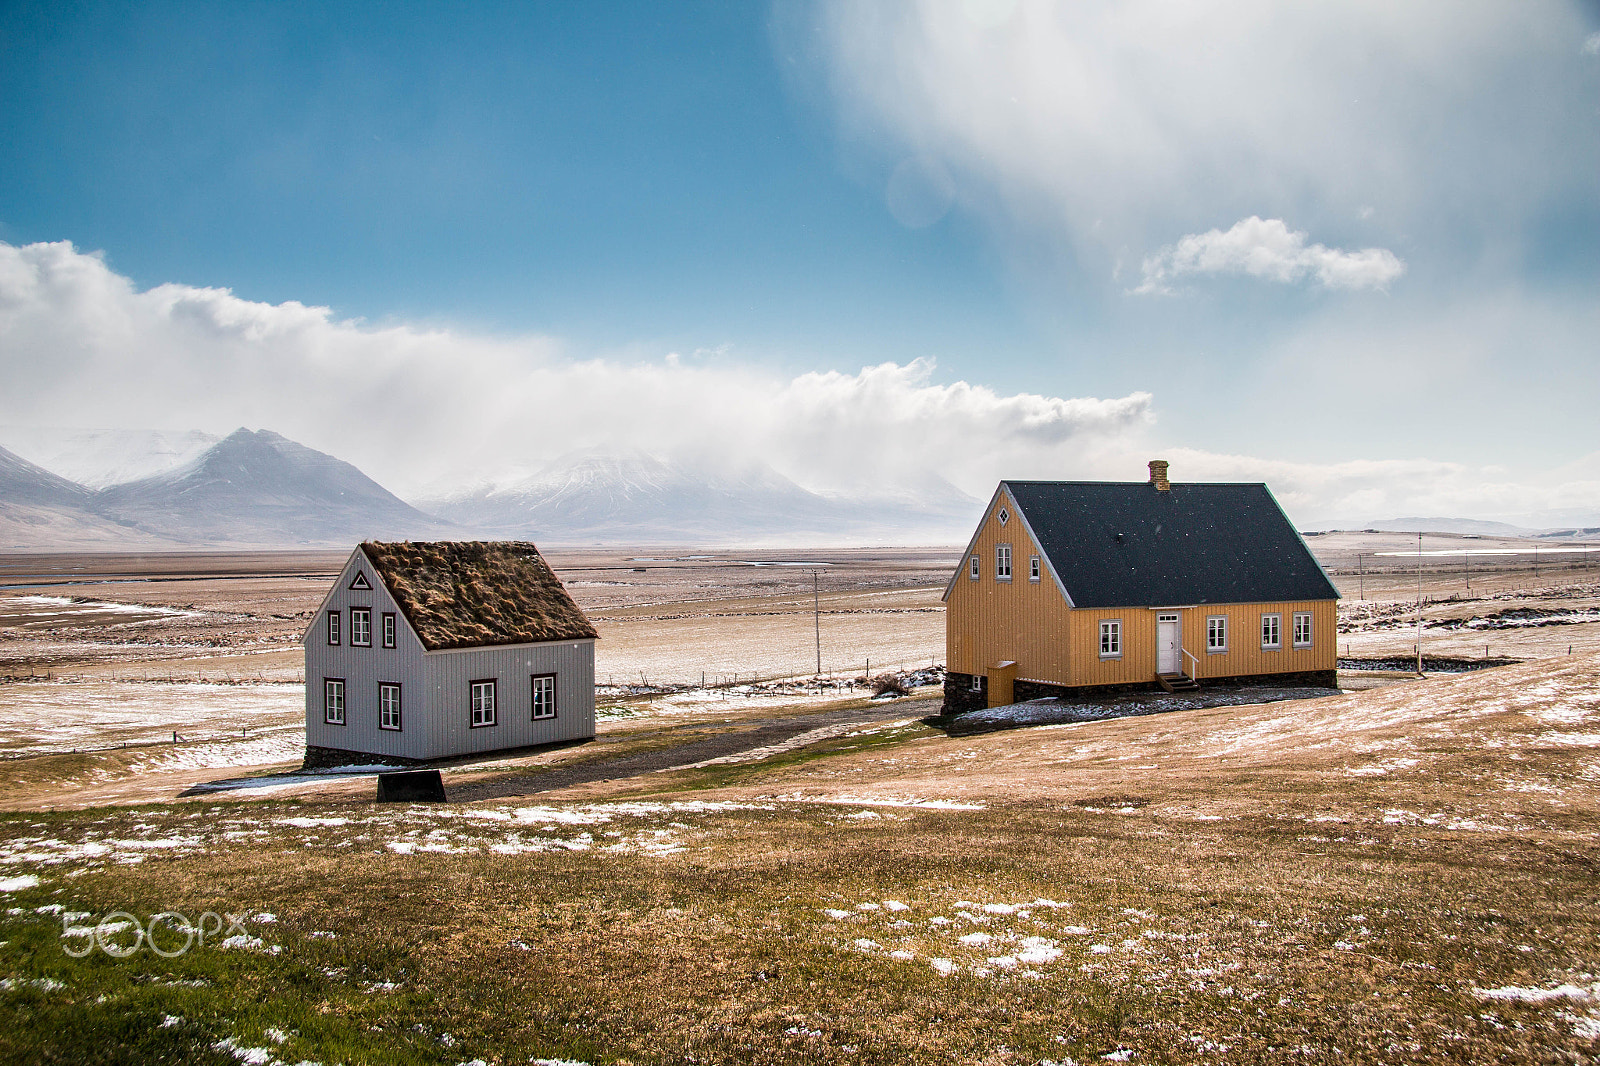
[417,448,978,544]
[93,428,453,546]
[0,444,94,507]
[1362,517,1537,536]
[0,427,220,489]
[0,444,189,549]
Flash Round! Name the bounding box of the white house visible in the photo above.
[303,541,598,768]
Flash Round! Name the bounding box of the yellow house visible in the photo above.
[942,461,1339,714]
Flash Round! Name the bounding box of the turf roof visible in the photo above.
[361,541,597,651]
[1001,481,1339,608]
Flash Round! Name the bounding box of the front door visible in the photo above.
[1157,614,1180,674]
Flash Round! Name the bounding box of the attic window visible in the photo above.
[997,507,1009,526]
[349,571,371,590]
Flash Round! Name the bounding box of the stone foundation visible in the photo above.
[301,745,429,771]
[302,736,598,772]
[946,668,1340,716]
[940,672,988,716]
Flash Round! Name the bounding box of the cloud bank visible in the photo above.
[0,240,1150,499]
[1136,217,1405,295]
[3,239,1594,527]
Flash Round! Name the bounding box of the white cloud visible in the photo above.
[1583,32,1600,56]
[1135,217,1405,294]
[796,0,1595,267]
[1146,447,1600,528]
[0,240,1150,498]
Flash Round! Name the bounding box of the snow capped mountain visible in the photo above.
[92,428,452,546]
[0,427,220,489]
[0,431,977,547]
[0,444,93,507]
[418,447,979,544]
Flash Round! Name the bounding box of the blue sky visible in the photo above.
[0,2,1017,364]
[2,1,1598,525]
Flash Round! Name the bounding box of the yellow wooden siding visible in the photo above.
[946,487,1337,688]
[944,489,1075,681]
[1066,599,1337,687]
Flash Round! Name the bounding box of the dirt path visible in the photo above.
[450,699,930,802]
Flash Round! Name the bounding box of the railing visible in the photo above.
[1183,648,1200,677]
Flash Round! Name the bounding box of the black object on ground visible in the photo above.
[377,769,447,803]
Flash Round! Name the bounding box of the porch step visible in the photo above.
[1156,672,1201,693]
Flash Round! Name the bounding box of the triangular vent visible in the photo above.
[349,571,372,590]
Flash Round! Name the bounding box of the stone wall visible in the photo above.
[941,672,988,716]
[301,745,428,771]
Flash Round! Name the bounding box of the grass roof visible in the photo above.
[361,541,597,651]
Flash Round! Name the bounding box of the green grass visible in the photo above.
[2,788,1597,1065]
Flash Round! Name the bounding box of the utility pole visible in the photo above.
[1357,553,1365,601]
[1416,531,1424,676]
[811,569,822,676]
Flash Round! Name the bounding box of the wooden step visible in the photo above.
[1156,672,1201,693]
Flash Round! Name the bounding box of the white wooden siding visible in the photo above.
[304,548,596,761]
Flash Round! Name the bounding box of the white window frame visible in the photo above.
[1207,615,1228,653]
[378,682,402,731]
[996,544,1012,581]
[1099,619,1122,659]
[470,679,497,728]
[1029,556,1041,583]
[1293,612,1313,648]
[326,610,340,646]
[381,612,396,649]
[350,607,371,647]
[969,554,980,580]
[531,674,558,720]
[323,678,345,725]
[1261,613,1282,650]
[970,675,982,692]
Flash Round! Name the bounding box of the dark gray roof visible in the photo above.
[1003,481,1338,608]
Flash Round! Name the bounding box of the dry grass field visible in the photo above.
[0,652,1597,1064]
[2,541,1599,1064]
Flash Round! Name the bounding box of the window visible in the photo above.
[350,607,371,647]
[1261,613,1282,650]
[323,678,345,725]
[970,675,982,692]
[470,679,497,727]
[381,613,396,649]
[969,554,980,580]
[996,544,1012,580]
[326,610,340,646]
[1029,556,1041,582]
[1099,619,1122,658]
[531,674,557,720]
[1293,612,1313,648]
[378,682,402,731]
[1207,615,1228,652]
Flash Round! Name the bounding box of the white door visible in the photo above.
[1157,615,1180,674]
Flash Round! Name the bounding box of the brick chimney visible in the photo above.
[1148,459,1170,491]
